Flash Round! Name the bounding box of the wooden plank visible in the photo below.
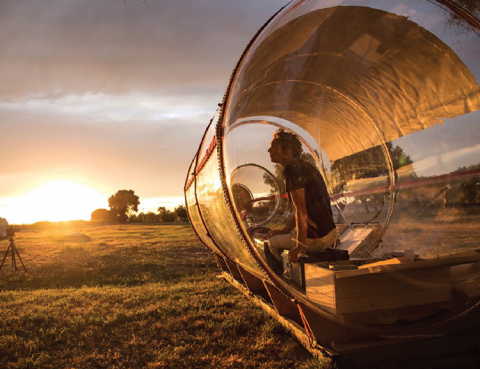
[306,290,336,312]
[336,286,452,314]
[336,252,480,278]
[335,265,451,283]
[305,264,335,283]
[304,265,336,297]
[336,274,450,300]
[335,265,452,313]
[304,264,336,312]
[340,300,457,325]
[357,256,412,269]
[307,282,336,299]
[335,267,451,298]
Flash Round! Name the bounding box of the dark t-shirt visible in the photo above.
[284,159,335,239]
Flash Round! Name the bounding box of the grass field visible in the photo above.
[0,223,332,368]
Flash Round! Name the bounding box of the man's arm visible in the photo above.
[268,212,296,238]
[289,187,308,263]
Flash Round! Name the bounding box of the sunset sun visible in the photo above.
[0,181,108,225]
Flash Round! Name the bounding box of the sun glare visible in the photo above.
[0,181,109,225]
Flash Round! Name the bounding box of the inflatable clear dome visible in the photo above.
[185,0,480,356]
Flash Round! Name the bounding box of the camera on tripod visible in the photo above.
[0,225,26,272]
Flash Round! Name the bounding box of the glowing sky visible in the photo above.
[0,0,287,223]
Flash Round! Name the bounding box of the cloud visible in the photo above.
[0,0,288,100]
[413,142,480,178]
[0,92,218,123]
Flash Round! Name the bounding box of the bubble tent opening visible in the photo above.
[185,0,480,363]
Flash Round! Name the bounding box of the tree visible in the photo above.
[145,212,158,222]
[330,143,414,183]
[387,142,413,172]
[174,205,187,219]
[91,208,113,222]
[158,206,176,222]
[108,190,140,222]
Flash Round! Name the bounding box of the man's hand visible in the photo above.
[288,246,304,263]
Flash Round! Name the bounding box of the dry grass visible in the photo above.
[0,223,332,368]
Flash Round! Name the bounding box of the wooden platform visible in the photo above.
[220,269,480,368]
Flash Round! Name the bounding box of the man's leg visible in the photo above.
[305,228,337,252]
[268,233,294,261]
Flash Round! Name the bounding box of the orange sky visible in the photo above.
[0,0,287,223]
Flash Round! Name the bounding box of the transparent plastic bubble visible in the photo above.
[188,0,480,332]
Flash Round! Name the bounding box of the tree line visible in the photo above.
[91,190,187,223]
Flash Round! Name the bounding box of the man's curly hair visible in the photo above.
[272,129,303,158]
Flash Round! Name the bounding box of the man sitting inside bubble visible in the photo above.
[266,129,336,264]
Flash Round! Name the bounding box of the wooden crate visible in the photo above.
[305,260,452,315]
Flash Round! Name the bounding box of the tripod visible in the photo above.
[0,237,27,272]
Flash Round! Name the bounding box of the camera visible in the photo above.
[6,226,20,238]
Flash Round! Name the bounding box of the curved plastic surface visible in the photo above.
[186,111,262,273]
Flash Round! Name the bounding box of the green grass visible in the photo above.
[0,223,332,368]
